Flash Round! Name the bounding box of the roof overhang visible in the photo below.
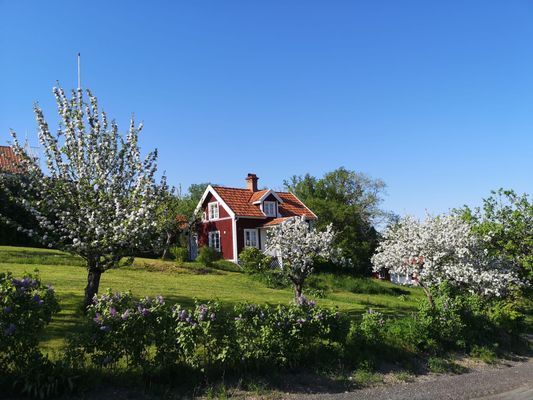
[251,189,284,205]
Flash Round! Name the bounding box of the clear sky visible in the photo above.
[1,1,532,218]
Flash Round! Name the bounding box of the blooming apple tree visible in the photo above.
[371,214,521,306]
[266,216,335,301]
[4,87,165,308]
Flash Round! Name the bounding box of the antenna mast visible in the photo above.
[77,52,81,89]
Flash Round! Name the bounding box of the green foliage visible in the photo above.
[233,301,350,368]
[469,345,498,364]
[197,246,221,266]
[415,287,467,351]
[284,167,392,275]
[12,355,78,399]
[239,247,271,272]
[0,174,41,247]
[0,272,60,367]
[427,357,467,374]
[70,291,349,374]
[68,290,167,371]
[458,189,533,282]
[239,247,289,289]
[358,309,387,342]
[170,246,189,262]
[0,272,73,398]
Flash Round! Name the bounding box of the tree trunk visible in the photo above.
[421,283,434,308]
[294,282,304,303]
[161,232,173,260]
[84,265,102,311]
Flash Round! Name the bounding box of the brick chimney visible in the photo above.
[245,173,259,192]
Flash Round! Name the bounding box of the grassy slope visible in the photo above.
[0,246,424,352]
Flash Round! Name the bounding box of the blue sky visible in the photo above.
[1,1,532,218]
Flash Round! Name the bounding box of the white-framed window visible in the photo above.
[244,229,258,248]
[208,231,220,251]
[208,202,219,220]
[263,201,277,217]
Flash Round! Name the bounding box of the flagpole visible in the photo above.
[77,53,81,89]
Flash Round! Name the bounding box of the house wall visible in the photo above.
[201,193,231,218]
[196,192,234,260]
[197,219,234,260]
[236,218,265,256]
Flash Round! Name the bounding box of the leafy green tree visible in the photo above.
[458,189,532,282]
[284,167,393,275]
[155,183,212,259]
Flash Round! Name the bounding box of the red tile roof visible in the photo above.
[212,186,317,220]
[249,189,269,203]
[0,146,24,174]
[260,217,292,227]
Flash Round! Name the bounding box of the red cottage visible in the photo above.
[193,173,317,262]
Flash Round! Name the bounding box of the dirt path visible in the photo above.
[300,358,533,400]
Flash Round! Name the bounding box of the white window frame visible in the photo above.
[208,201,219,220]
[244,229,259,248]
[208,231,220,251]
[262,201,277,217]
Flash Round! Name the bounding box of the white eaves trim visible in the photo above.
[193,185,236,219]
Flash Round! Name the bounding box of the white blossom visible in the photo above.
[371,214,522,298]
[266,217,335,300]
[3,87,166,305]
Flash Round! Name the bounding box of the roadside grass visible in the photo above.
[0,245,425,354]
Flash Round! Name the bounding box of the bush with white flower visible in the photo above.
[371,214,522,306]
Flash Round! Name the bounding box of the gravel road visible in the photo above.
[301,359,533,400]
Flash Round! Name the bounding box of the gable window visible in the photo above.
[244,229,258,248]
[208,202,219,220]
[208,231,220,251]
[263,201,277,217]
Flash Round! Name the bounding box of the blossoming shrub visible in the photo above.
[358,309,387,343]
[72,291,233,373]
[72,291,349,374]
[69,290,167,370]
[0,272,59,371]
[155,301,234,371]
[233,300,349,368]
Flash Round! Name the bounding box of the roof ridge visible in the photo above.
[214,185,269,192]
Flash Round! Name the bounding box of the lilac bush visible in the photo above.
[72,290,349,372]
[70,290,167,370]
[233,301,349,367]
[0,272,59,370]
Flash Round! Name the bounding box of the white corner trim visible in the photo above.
[232,216,238,263]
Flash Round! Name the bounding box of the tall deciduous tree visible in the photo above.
[284,167,393,274]
[155,183,212,259]
[3,87,165,308]
[266,216,335,300]
[458,189,532,282]
[371,214,521,306]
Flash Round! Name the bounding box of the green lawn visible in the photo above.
[0,246,425,353]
